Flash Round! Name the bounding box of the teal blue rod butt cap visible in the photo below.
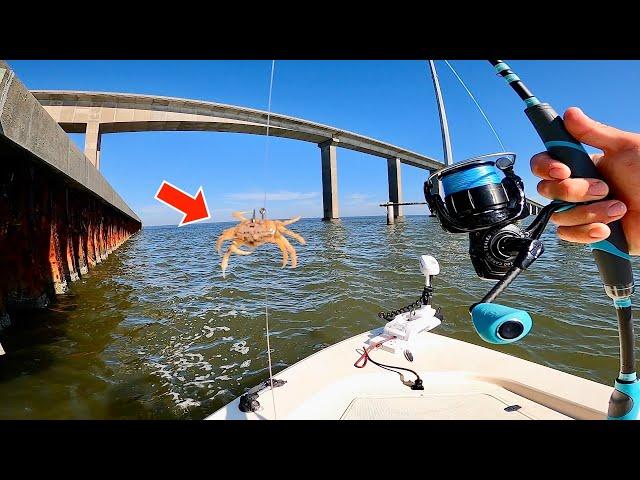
[471,303,532,344]
[608,379,640,420]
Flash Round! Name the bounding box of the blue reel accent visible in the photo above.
[441,165,502,196]
[614,297,632,308]
[544,140,587,153]
[551,200,576,213]
[493,62,509,73]
[524,97,541,107]
[470,303,532,344]
[608,379,640,420]
[590,240,632,261]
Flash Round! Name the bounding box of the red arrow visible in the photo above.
[154,181,211,226]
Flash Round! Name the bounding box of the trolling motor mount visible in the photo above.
[424,152,571,344]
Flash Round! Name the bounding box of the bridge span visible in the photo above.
[33,90,545,220]
[32,90,444,221]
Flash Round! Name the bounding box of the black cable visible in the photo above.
[378,286,432,321]
[357,348,424,390]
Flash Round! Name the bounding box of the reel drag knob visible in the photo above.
[470,303,532,344]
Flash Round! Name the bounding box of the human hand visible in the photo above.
[530,107,640,255]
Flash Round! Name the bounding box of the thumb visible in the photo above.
[564,107,640,152]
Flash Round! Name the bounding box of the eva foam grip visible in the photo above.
[608,379,640,420]
[470,303,532,344]
[525,103,633,293]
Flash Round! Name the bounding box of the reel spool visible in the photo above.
[424,153,527,234]
[424,152,570,345]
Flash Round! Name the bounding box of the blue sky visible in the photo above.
[8,60,640,226]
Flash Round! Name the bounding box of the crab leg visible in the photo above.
[230,242,253,255]
[273,235,290,268]
[215,227,237,254]
[220,247,233,278]
[279,234,298,268]
[281,216,301,226]
[278,225,306,245]
[220,241,253,277]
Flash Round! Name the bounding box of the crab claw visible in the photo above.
[232,211,250,221]
[282,216,301,226]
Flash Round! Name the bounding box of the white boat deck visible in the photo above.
[207,328,611,420]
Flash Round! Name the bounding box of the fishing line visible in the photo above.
[262,59,278,419]
[441,60,507,152]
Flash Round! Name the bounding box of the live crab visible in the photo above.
[215,210,306,276]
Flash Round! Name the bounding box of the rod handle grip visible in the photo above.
[525,103,633,295]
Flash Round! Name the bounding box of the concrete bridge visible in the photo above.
[527,199,544,215]
[32,90,446,221]
[32,90,546,220]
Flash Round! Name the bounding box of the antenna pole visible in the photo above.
[428,60,453,166]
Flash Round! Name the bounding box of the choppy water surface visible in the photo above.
[0,216,637,419]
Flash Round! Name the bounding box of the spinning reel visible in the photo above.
[424,153,570,344]
[421,59,636,420]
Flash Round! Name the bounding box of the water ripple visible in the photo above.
[0,216,638,418]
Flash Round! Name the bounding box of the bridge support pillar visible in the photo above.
[387,157,403,218]
[84,121,102,169]
[386,205,395,225]
[319,140,339,221]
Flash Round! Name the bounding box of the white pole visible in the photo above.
[428,60,453,167]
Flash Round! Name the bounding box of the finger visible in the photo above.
[564,107,640,152]
[551,200,627,227]
[530,152,572,180]
[530,151,604,180]
[557,223,611,244]
[591,152,605,166]
[537,178,609,203]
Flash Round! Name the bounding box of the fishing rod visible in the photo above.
[491,60,636,420]
[424,60,637,419]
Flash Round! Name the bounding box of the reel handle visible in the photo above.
[470,303,532,344]
[525,103,634,299]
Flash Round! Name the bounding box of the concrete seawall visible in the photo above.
[0,61,141,328]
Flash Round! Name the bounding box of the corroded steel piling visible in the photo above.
[0,148,140,325]
[0,60,141,330]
